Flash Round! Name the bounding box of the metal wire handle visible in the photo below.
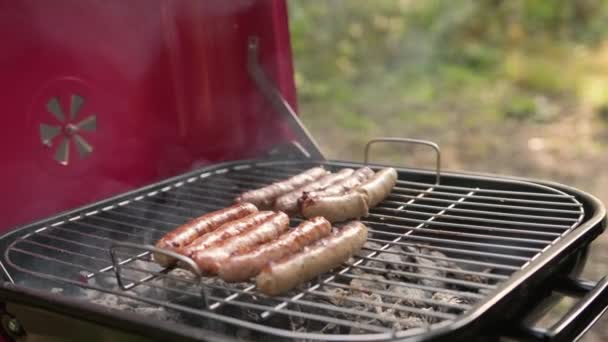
[109,242,209,306]
[364,137,441,184]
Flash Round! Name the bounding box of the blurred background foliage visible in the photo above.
[288,1,608,339]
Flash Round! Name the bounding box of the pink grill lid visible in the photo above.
[0,0,297,231]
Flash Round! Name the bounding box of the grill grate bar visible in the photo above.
[209,297,392,333]
[367,229,542,253]
[207,277,469,314]
[100,209,186,227]
[36,231,113,253]
[366,237,530,262]
[384,197,580,215]
[379,202,578,223]
[66,221,150,238]
[348,263,496,290]
[13,239,109,265]
[105,263,461,323]
[309,286,470,311]
[367,226,551,246]
[356,254,509,281]
[365,211,562,239]
[373,207,571,230]
[394,187,580,207]
[240,165,576,199]
[195,175,582,215]
[396,179,575,198]
[192,179,579,224]
[85,215,170,234]
[220,168,577,206]
[8,246,99,274]
[360,245,519,272]
[94,270,395,334]
[336,272,484,299]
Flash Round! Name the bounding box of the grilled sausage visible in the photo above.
[300,191,369,222]
[256,221,368,296]
[188,212,289,274]
[300,167,396,222]
[274,169,355,214]
[235,167,328,209]
[180,211,274,258]
[154,202,258,266]
[299,167,374,203]
[219,217,332,282]
[356,167,398,207]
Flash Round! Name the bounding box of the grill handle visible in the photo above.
[109,242,210,307]
[520,275,608,342]
[364,137,441,184]
[247,36,325,160]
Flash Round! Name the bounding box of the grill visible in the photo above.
[1,155,605,341]
[1,3,607,340]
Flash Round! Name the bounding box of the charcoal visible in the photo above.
[325,287,350,306]
[319,322,339,333]
[448,267,494,285]
[349,274,389,292]
[385,285,430,307]
[356,241,384,257]
[349,319,382,334]
[419,247,451,268]
[431,292,471,313]
[364,246,414,281]
[412,256,446,289]
[394,315,427,330]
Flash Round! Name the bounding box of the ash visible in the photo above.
[71,242,496,338]
[78,260,180,322]
[286,241,497,334]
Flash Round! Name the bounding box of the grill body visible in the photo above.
[1,159,604,341]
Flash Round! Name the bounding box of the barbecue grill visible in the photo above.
[1,1,607,341]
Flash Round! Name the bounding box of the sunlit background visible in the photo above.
[288,1,608,339]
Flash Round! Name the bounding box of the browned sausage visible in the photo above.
[357,167,398,207]
[300,167,396,222]
[300,191,369,222]
[235,167,328,209]
[154,202,258,266]
[180,211,274,258]
[273,168,354,214]
[256,221,368,295]
[218,217,332,282]
[188,212,290,274]
[299,167,374,205]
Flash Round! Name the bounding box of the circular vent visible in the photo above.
[39,94,97,166]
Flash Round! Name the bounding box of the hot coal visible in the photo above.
[431,292,472,313]
[75,241,494,337]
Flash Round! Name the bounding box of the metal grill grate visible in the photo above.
[1,160,585,340]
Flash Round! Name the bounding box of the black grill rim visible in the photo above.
[0,158,605,342]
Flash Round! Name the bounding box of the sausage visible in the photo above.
[219,217,332,282]
[188,212,289,274]
[256,221,368,296]
[299,167,374,204]
[154,202,258,266]
[273,168,354,214]
[356,167,398,207]
[300,167,396,222]
[300,191,369,222]
[179,211,274,258]
[235,167,328,209]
